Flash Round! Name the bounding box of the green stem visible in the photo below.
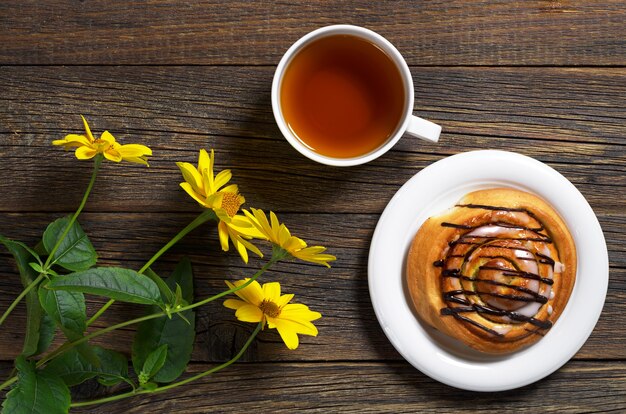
[186,256,280,311]
[0,373,17,391]
[70,322,263,408]
[86,209,215,327]
[139,210,215,274]
[36,312,164,369]
[43,155,103,270]
[0,252,280,393]
[0,157,101,330]
[40,254,278,367]
[0,274,44,327]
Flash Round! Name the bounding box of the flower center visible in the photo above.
[258,299,281,318]
[220,192,242,217]
[94,139,113,151]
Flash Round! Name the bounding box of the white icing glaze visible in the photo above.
[554,261,565,273]
[547,305,553,315]
[549,290,555,300]
[514,301,542,318]
[492,325,512,335]
[515,249,534,260]
[540,245,554,281]
[467,225,510,238]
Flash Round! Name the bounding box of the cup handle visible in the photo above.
[406,115,441,143]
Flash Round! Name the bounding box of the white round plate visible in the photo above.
[368,150,608,392]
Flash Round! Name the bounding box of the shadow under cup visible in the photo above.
[277,32,410,162]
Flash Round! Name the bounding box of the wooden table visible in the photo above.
[1,1,625,412]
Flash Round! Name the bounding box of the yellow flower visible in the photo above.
[177,149,262,263]
[52,115,152,165]
[223,279,321,350]
[243,208,336,267]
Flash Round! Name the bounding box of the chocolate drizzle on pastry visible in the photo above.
[434,203,557,338]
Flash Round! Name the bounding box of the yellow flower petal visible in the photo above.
[270,211,282,240]
[270,315,319,337]
[99,131,117,146]
[223,279,321,350]
[177,162,204,196]
[81,115,95,142]
[104,148,122,162]
[292,247,336,268]
[214,169,232,191]
[276,326,299,349]
[235,304,264,323]
[230,215,265,239]
[243,208,272,240]
[241,237,262,258]
[233,237,250,264]
[214,206,232,224]
[218,221,231,252]
[180,183,208,207]
[275,293,294,308]
[57,135,91,147]
[281,303,322,322]
[205,193,222,210]
[122,156,149,166]
[197,149,211,180]
[117,143,152,158]
[55,117,152,165]
[223,299,248,310]
[221,184,239,194]
[201,163,213,196]
[225,279,263,306]
[219,220,263,263]
[75,146,97,160]
[262,282,281,302]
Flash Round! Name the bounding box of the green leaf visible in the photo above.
[46,267,162,305]
[33,240,47,257]
[29,262,44,274]
[174,284,184,305]
[43,216,97,272]
[0,237,42,266]
[38,281,97,365]
[140,344,168,384]
[132,311,195,383]
[0,235,44,357]
[38,281,86,341]
[43,345,129,388]
[170,257,193,303]
[2,356,70,414]
[34,313,56,356]
[144,267,175,304]
[132,259,195,383]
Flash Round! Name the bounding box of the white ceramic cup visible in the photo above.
[271,25,441,167]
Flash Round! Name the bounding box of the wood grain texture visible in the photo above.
[1,3,626,409]
[2,361,623,413]
[0,1,625,65]
[1,213,624,361]
[0,66,624,214]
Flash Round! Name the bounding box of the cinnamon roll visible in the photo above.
[406,188,576,354]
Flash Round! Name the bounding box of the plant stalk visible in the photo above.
[0,273,44,327]
[86,209,215,327]
[0,249,280,393]
[43,155,103,270]
[70,321,262,408]
[0,156,101,329]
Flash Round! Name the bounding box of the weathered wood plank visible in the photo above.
[0,66,624,214]
[0,1,624,65]
[2,361,623,413]
[1,213,623,361]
